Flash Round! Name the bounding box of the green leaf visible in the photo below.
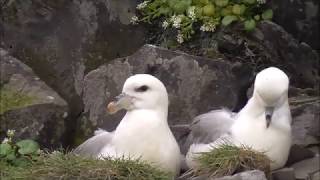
[254,14,261,21]
[0,143,13,156]
[222,15,238,26]
[243,0,256,4]
[232,4,246,15]
[262,9,273,20]
[12,157,30,167]
[16,139,40,155]
[220,5,233,16]
[171,0,191,14]
[215,0,229,7]
[203,4,215,16]
[159,7,171,15]
[199,0,209,5]
[195,6,203,16]
[244,19,256,31]
[6,151,16,161]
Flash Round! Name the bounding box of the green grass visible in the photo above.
[0,152,172,180]
[184,143,271,179]
[0,87,34,114]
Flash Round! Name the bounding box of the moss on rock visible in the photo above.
[0,87,34,114]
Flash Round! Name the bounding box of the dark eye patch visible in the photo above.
[135,85,149,92]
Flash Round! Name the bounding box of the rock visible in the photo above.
[179,170,267,180]
[0,0,146,145]
[270,0,319,53]
[290,96,320,146]
[290,155,320,180]
[0,48,68,148]
[253,21,319,89]
[272,168,295,180]
[80,44,253,148]
[286,145,315,166]
[215,170,267,180]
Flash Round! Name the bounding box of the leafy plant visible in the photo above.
[132,0,273,43]
[0,129,40,167]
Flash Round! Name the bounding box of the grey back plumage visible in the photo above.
[183,109,235,153]
[73,131,113,157]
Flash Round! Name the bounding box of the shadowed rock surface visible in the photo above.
[186,170,267,180]
[0,48,68,147]
[0,0,146,145]
[270,0,319,53]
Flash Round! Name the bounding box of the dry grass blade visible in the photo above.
[0,151,172,180]
[184,143,271,179]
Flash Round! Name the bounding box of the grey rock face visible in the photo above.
[80,45,253,146]
[253,21,319,89]
[290,97,320,146]
[290,155,320,180]
[0,0,146,135]
[272,168,295,180]
[270,0,319,52]
[215,170,267,180]
[0,49,68,147]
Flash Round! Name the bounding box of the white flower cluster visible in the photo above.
[187,6,196,20]
[177,32,184,44]
[162,20,169,29]
[7,129,15,137]
[2,137,9,144]
[2,129,15,144]
[136,1,149,10]
[257,0,266,4]
[130,15,139,25]
[200,22,216,32]
[171,15,183,29]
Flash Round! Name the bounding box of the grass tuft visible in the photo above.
[0,151,172,180]
[184,143,271,179]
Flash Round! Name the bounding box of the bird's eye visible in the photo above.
[135,85,149,92]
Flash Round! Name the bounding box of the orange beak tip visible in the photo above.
[107,102,117,114]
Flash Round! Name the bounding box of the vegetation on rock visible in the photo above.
[0,152,172,180]
[0,129,40,168]
[0,130,172,180]
[133,0,273,43]
[0,87,34,114]
[182,143,271,178]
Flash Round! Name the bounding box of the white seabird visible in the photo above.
[185,67,292,170]
[74,74,181,175]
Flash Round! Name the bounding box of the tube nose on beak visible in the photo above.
[265,107,274,128]
[106,93,132,114]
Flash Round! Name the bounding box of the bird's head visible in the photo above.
[107,74,169,114]
[253,67,289,127]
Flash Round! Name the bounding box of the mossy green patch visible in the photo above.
[0,87,34,114]
[0,152,172,180]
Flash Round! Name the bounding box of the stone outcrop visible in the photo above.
[0,49,68,147]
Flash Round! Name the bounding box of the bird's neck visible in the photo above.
[238,95,291,129]
[123,108,168,124]
[239,96,265,119]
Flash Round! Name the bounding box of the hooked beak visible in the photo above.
[107,93,133,114]
[265,107,274,128]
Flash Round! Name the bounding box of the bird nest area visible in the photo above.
[0,152,172,180]
[182,144,271,179]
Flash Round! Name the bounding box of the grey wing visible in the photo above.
[183,109,235,153]
[73,131,114,157]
